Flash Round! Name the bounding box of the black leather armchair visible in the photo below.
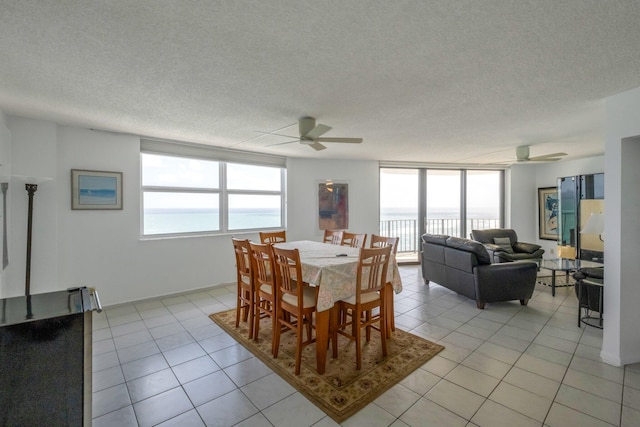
[573,267,604,321]
[470,229,544,264]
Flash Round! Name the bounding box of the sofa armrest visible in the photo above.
[474,262,537,302]
[573,267,604,281]
[483,243,505,252]
[481,243,514,263]
[513,241,542,254]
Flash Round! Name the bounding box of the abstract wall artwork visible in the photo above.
[318,181,348,230]
[538,186,558,240]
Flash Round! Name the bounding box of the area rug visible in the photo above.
[209,309,444,422]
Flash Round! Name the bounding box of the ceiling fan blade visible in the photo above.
[315,137,363,143]
[304,124,332,140]
[526,157,561,162]
[254,131,298,139]
[265,140,297,147]
[528,152,567,161]
[309,142,327,151]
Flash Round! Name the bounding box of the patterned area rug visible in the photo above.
[209,309,444,422]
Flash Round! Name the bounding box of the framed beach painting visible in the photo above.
[538,186,558,240]
[71,169,123,210]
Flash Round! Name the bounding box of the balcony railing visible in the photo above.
[379,218,501,254]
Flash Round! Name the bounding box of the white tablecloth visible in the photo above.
[274,240,402,312]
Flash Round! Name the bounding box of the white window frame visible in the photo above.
[141,139,286,237]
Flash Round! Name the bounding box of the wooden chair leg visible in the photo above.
[247,292,254,340]
[253,299,261,341]
[380,296,387,357]
[235,297,241,328]
[271,312,278,356]
[273,308,282,359]
[354,312,362,370]
[295,317,304,375]
[330,305,339,359]
[386,283,395,337]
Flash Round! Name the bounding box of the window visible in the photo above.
[227,163,283,231]
[141,152,285,236]
[379,166,503,262]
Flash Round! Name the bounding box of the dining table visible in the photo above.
[273,240,402,374]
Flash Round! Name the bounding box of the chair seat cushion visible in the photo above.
[282,286,316,308]
[259,283,273,294]
[341,291,380,305]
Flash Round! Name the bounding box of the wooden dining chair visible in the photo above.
[271,245,318,375]
[369,234,399,336]
[259,230,286,244]
[342,232,367,248]
[370,234,399,255]
[231,238,255,339]
[323,229,344,245]
[248,241,278,354]
[335,245,392,370]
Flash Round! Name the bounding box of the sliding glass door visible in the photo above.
[380,167,503,263]
[466,170,502,233]
[426,170,461,236]
[380,169,420,262]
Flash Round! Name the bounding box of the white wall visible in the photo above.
[602,86,640,366]
[4,117,58,298]
[56,127,247,305]
[286,158,380,241]
[507,165,536,241]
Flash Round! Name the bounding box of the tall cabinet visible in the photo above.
[0,287,99,426]
[557,173,604,261]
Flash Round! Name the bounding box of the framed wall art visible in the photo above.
[318,181,348,230]
[538,186,558,240]
[71,169,123,210]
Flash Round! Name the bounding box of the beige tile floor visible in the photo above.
[91,266,640,426]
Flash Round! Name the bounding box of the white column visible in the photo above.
[602,86,640,366]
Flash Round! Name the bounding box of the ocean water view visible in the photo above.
[144,207,499,251]
[144,208,281,235]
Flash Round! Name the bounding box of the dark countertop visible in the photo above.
[0,287,91,327]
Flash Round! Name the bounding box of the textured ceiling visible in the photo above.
[1,1,640,164]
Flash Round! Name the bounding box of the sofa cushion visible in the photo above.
[493,237,514,254]
[471,228,518,244]
[445,236,492,265]
[422,234,449,246]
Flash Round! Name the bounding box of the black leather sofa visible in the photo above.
[470,228,544,264]
[421,233,538,309]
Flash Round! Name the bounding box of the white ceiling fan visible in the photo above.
[510,145,567,163]
[262,117,363,151]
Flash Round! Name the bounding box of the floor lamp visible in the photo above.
[2,181,8,270]
[25,183,37,296]
[14,175,52,298]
